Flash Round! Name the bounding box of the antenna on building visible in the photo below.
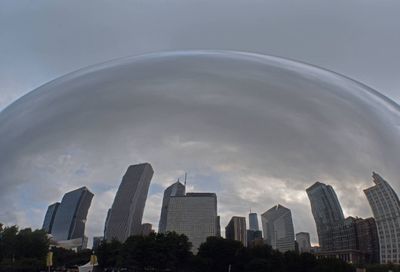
[184,172,187,186]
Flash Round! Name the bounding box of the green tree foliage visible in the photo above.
[52,247,92,268]
[0,224,49,271]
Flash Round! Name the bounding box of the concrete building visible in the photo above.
[165,192,218,253]
[225,216,247,246]
[42,202,60,233]
[364,172,400,264]
[51,187,94,249]
[296,232,311,253]
[104,163,154,242]
[158,180,185,233]
[306,182,345,251]
[261,204,295,252]
[355,217,380,264]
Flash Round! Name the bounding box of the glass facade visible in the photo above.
[42,202,60,233]
[104,163,154,242]
[51,187,94,243]
[158,181,185,233]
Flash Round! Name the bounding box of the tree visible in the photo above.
[197,236,244,272]
[96,239,123,269]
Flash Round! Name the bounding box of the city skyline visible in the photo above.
[1,51,399,250]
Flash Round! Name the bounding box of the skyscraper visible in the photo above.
[104,163,154,242]
[165,192,218,253]
[51,187,94,247]
[261,204,295,252]
[364,172,400,264]
[225,216,247,246]
[158,180,185,233]
[306,182,345,251]
[296,232,311,253]
[42,202,60,233]
[249,212,260,231]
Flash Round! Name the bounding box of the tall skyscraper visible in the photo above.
[51,187,94,247]
[104,163,154,242]
[261,204,295,252]
[296,232,311,253]
[165,192,218,253]
[306,182,345,251]
[158,180,185,233]
[364,172,400,264]
[355,217,380,264]
[42,202,60,233]
[249,212,260,231]
[225,216,247,246]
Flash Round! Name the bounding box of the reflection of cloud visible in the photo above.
[0,51,399,245]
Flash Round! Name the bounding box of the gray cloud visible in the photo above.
[0,51,399,245]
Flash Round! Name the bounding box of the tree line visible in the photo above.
[1,223,400,272]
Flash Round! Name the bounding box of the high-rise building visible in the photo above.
[306,182,345,251]
[296,232,311,253]
[165,192,218,253]
[364,172,400,264]
[141,223,153,236]
[249,212,260,231]
[225,216,247,246]
[104,163,154,242]
[158,180,185,233]
[92,236,103,250]
[247,230,263,248]
[42,202,60,233]
[355,217,380,264]
[51,187,94,248]
[261,204,295,252]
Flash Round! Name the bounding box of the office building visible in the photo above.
[296,232,311,253]
[306,182,345,251]
[104,163,154,242]
[364,172,400,264]
[50,187,94,249]
[165,192,218,253]
[225,216,247,246]
[261,204,295,252]
[247,229,263,248]
[249,212,260,231]
[42,202,60,233]
[141,223,153,236]
[158,180,185,233]
[92,236,103,250]
[355,217,380,264]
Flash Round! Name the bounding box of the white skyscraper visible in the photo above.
[364,172,400,264]
[104,163,154,242]
[261,204,295,252]
[165,192,218,253]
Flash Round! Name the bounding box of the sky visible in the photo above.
[1,0,400,246]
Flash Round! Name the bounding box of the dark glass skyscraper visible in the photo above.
[42,202,60,233]
[261,204,295,252]
[306,182,344,251]
[51,187,94,243]
[225,216,247,246]
[104,163,154,242]
[158,180,185,233]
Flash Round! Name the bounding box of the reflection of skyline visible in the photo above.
[0,51,399,247]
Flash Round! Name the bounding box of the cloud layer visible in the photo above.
[0,51,399,245]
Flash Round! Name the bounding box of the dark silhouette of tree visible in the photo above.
[96,238,123,269]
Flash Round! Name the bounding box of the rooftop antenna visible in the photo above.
[184,172,187,186]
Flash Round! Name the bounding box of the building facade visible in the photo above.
[104,163,154,242]
[249,212,260,231]
[296,232,311,253]
[261,204,295,252]
[364,172,400,264]
[165,192,218,253]
[306,182,345,251]
[42,202,60,233]
[158,180,185,233]
[51,187,94,249]
[141,223,153,236]
[225,216,247,246]
[355,217,380,264]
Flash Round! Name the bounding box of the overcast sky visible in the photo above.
[1,0,400,246]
